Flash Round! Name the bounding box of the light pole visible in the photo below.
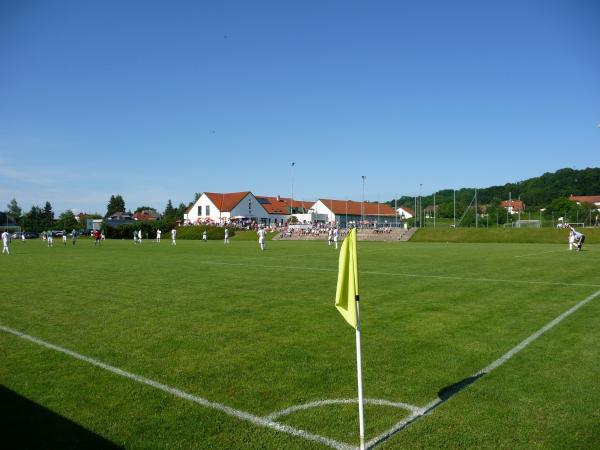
[419,183,422,228]
[290,162,295,218]
[361,176,366,228]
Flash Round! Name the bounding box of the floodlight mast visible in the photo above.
[361,176,366,228]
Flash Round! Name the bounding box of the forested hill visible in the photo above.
[391,167,600,211]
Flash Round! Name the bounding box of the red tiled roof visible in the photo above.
[255,196,292,215]
[569,195,600,204]
[133,210,160,221]
[319,199,397,216]
[500,200,525,211]
[204,192,251,212]
[277,197,315,212]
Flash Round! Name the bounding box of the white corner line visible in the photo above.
[365,288,600,449]
[0,325,356,450]
[265,398,420,421]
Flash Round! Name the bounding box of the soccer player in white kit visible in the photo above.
[568,228,575,250]
[21,232,25,243]
[333,227,339,249]
[257,226,266,251]
[2,231,10,254]
[203,230,207,242]
[138,229,142,244]
[328,228,333,246]
[224,227,229,244]
[156,229,161,243]
[171,228,177,245]
[47,231,53,247]
[62,231,67,246]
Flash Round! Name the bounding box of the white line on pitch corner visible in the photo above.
[196,259,600,288]
[0,325,356,450]
[265,398,420,421]
[365,288,600,449]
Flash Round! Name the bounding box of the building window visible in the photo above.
[206,205,210,216]
[198,205,202,216]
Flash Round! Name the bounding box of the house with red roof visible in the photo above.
[568,194,600,209]
[500,199,525,214]
[312,199,398,227]
[184,192,317,226]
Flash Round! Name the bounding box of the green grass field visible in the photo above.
[1,237,599,449]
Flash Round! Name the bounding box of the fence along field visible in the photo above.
[1,238,599,448]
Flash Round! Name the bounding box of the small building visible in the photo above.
[500,200,525,214]
[104,211,136,228]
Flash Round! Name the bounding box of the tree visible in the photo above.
[163,200,176,219]
[25,205,42,232]
[106,195,126,217]
[6,198,22,221]
[57,210,79,231]
[176,202,187,220]
[134,206,155,213]
[42,201,54,229]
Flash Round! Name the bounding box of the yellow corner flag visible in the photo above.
[335,228,359,328]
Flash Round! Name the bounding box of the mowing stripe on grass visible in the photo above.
[514,249,567,258]
[196,259,600,288]
[365,288,600,449]
[0,325,355,450]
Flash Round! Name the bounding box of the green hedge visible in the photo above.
[411,227,600,244]
[102,223,235,240]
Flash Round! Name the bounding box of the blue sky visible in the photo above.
[1,0,599,215]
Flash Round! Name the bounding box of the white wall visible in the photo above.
[396,207,413,219]
[311,200,336,222]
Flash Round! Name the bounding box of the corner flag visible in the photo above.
[334,227,365,449]
[335,228,359,328]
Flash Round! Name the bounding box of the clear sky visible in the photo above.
[1,0,599,215]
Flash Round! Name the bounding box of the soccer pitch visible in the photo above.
[1,238,599,449]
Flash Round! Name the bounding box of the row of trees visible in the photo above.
[2,194,194,233]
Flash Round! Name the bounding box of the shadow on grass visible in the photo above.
[0,385,122,450]
[437,373,485,402]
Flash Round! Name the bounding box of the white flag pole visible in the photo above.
[355,295,365,450]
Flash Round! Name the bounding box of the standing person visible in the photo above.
[62,231,67,246]
[328,227,333,246]
[568,224,586,252]
[71,229,78,245]
[1,230,10,255]
[171,228,177,245]
[257,225,266,251]
[333,227,339,250]
[138,229,142,244]
[224,227,229,244]
[21,232,25,243]
[202,230,207,242]
[133,230,138,244]
[93,229,102,246]
[156,229,161,243]
[568,227,575,250]
[47,231,54,247]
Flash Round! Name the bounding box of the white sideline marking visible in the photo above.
[365,288,600,449]
[0,325,355,450]
[197,259,600,288]
[265,398,420,421]
[514,250,566,258]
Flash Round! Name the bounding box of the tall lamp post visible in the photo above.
[290,162,295,219]
[361,176,366,228]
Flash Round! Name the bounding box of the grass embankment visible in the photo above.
[411,227,600,243]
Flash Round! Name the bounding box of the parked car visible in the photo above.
[21,231,39,239]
